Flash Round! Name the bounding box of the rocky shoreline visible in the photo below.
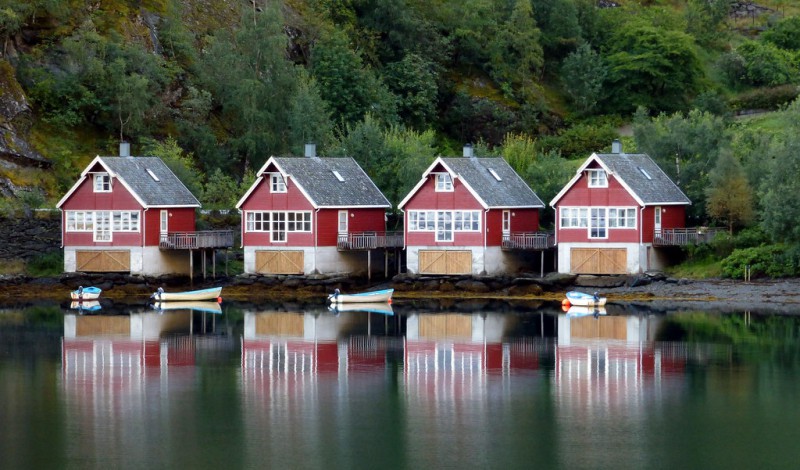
[2,270,800,313]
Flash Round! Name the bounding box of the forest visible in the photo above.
[1,0,799,278]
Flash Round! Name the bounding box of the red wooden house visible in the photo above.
[549,140,691,274]
[398,147,549,275]
[236,146,395,275]
[56,146,232,276]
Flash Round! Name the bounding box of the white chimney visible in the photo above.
[120,142,131,157]
[463,144,474,158]
[611,139,622,154]
[304,143,316,158]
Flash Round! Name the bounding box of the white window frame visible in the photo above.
[66,211,94,232]
[409,211,436,231]
[590,208,607,239]
[435,173,453,192]
[502,210,511,234]
[271,212,286,242]
[608,208,637,229]
[112,211,140,232]
[160,210,169,234]
[560,207,588,229]
[587,169,608,188]
[338,210,348,234]
[271,173,287,193]
[93,173,111,192]
[246,211,270,232]
[93,211,112,242]
[454,210,480,232]
[436,211,453,241]
[288,212,312,232]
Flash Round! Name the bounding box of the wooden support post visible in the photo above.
[368,250,372,282]
[540,250,544,278]
[190,249,194,283]
[202,249,207,280]
[385,249,389,278]
[212,249,216,279]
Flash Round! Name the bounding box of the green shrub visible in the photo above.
[720,244,799,279]
[729,85,800,111]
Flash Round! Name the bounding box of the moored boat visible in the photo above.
[327,288,393,304]
[150,286,222,302]
[564,291,607,308]
[70,286,102,300]
[70,300,102,313]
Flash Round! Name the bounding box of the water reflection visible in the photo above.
[2,300,799,468]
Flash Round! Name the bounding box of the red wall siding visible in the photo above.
[61,175,145,247]
[317,208,387,246]
[145,208,196,246]
[240,175,316,247]
[641,205,686,243]
[404,174,485,247]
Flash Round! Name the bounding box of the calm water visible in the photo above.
[2,299,800,470]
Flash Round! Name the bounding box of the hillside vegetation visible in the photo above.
[1,0,800,277]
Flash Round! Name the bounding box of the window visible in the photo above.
[560,208,588,228]
[287,212,311,232]
[338,211,348,233]
[436,211,453,241]
[638,167,652,180]
[271,212,286,242]
[271,173,286,193]
[66,211,94,232]
[608,208,636,228]
[332,170,345,182]
[488,168,502,181]
[435,173,453,192]
[454,211,480,231]
[146,169,160,182]
[94,173,111,192]
[246,212,270,232]
[112,211,140,232]
[94,211,112,242]
[160,210,168,233]
[587,169,607,188]
[502,210,511,234]
[409,211,436,231]
[590,208,607,238]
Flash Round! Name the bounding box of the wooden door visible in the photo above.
[570,248,626,274]
[255,250,304,274]
[76,250,131,272]
[418,314,473,339]
[418,250,472,274]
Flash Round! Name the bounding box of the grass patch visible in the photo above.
[25,251,63,277]
[666,257,723,279]
[0,258,26,275]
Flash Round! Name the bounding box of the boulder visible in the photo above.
[574,275,627,288]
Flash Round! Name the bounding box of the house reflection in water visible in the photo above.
[60,308,231,466]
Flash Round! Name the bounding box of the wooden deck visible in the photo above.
[159,230,235,250]
[501,232,555,250]
[652,228,726,246]
[337,231,404,250]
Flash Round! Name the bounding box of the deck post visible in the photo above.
[202,249,207,280]
[189,249,194,283]
[213,249,216,279]
[368,250,372,282]
[540,250,544,278]
[385,249,389,278]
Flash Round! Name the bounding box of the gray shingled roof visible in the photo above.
[595,152,690,205]
[440,157,544,208]
[274,157,390,207]
[100,157,200,207]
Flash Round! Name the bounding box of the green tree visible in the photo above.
[604,25,704,113]
[761,15,800,51]
[705,150,754,233]
[560,43,606,116]
[534,0,582,60]
[142,137,202,196]
[384,53,438,130]
[202,168,240,210]
[735,40,797,87]
[759,139,800,243]
[488,0,544,93]
[685,0,730,48]
[287,70,334,154]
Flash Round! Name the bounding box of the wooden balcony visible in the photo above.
[337,231,404,250]
[502,232,555,250]
[160,230,235,250]
[652,228,726,247]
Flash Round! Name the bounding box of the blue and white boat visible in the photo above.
[328,302,394,315]
[151,286,222,302]
[70,286,102,300]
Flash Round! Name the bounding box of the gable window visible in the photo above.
[94,173,111,192]
[435,173,453,192]
[270,173,286,193]
[587,169,607,188]
[590,208,607,238]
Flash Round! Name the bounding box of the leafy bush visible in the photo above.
[720,245,799,279]
[729,85,800,112]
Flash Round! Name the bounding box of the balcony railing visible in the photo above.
[337,231,404,250]
[502,232,555,250]
[160,230,235,250]
[653,228,726,246]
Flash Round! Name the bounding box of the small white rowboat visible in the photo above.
[564,291,607,308]
[70,286,102,300]
[151,286,222,302]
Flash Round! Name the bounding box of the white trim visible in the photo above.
[338,210,348,234]
[587,169,608,188]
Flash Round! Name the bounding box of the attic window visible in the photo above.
[332,170,345,182]
[488,168,502,181]
[147,169,160,182]
[587,169,607,188]
[435,173,453,192]
[638,167,652,180]
[270,173,286,193]
[94,173,111,192]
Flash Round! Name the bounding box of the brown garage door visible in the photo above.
[419,250,472,275]
[570,248,627,274]
[418,314,473,339]
[256,313,304,336]
[256,250,304,274]
[76,250,131,272]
